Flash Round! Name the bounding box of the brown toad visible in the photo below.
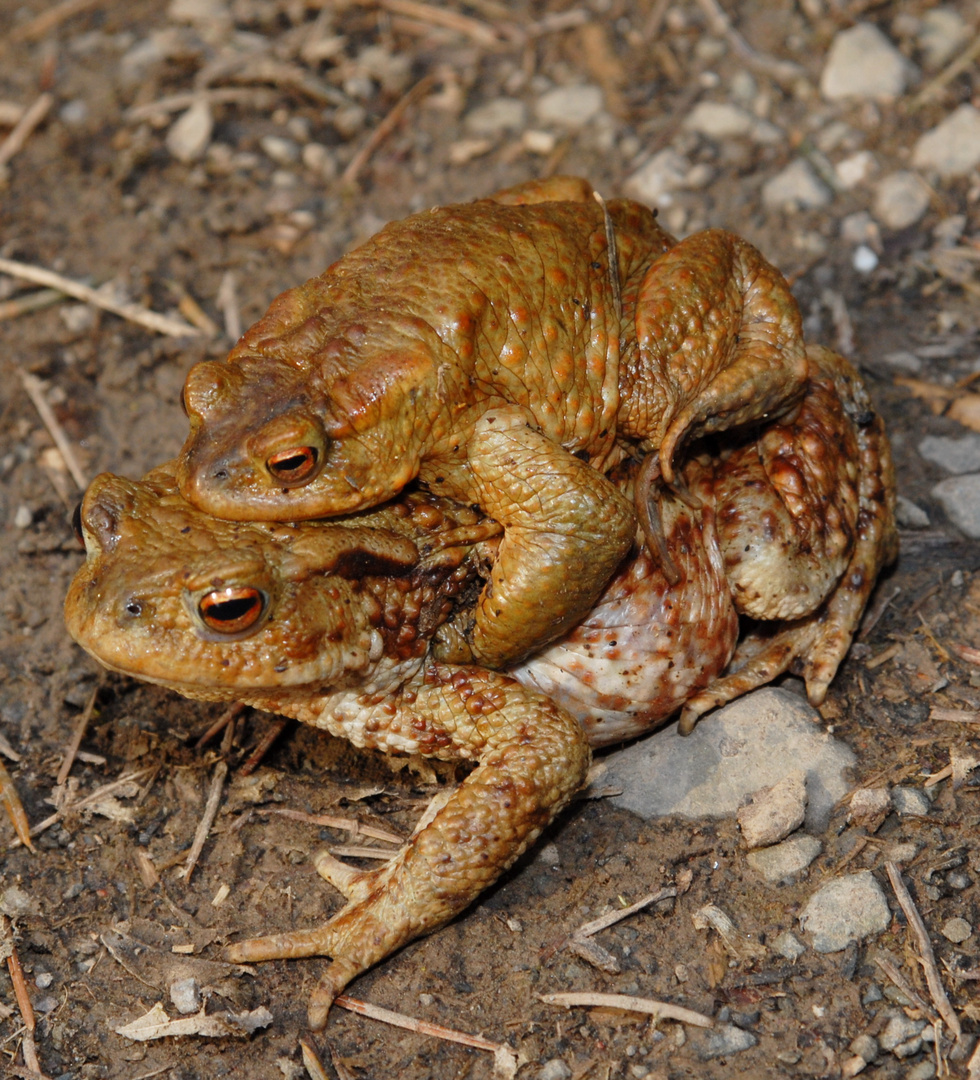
[177,176,809,670]
[66,347,894,1026]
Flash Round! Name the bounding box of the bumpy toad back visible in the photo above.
[177,176,809,670]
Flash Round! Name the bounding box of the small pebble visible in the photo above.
[836,150,876,189]
[895,495,929,528]
[538,1059,572,1080]
[946,871,971,890]
[738,769,807,848]
[14,505,32,529]
[534,85,603,129]
[873,171,930,230]
[746,835,821,882]
[917,8,969,69]
[260,135,300,165]
[35,972,54,989]
[942,915,972,941]
[694,1023,758,1060]
[166,98,213,163]
[170,976,201,1014]
[919,434,980,475]
[891,787,931,817]
[905,1061,936,1080]
[623,149,691,205]
[761,159,832,212]
[772,931,806,961]
[862,983,884,1005]
[932,474,980,538]
[848,787,891,832]
[522,130,556,155]
[301,142,337,180]
[912,105,980,179]
[464,97,526,137]
[853,245,878,273]
[879,1013,926,1052]
[799,871,891,952]
[850,1033,878,1063]
[820,23,914,101]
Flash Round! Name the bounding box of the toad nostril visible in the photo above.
[213,469,229,481]
[124,599,143,617]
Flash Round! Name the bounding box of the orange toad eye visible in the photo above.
[199,586,265,634]
[267,446,318,484]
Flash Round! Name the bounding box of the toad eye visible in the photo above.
[199,586,265,634]
[267,446,318,484]
[71,502,85,548]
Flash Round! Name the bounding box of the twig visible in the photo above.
[912,28,980,108]
[19,371,88,490]
[540,991,714,1027]
[691,0,805,86]
[341,73,438,187]
[2,916,36,1036]
[334,995,507,1053]
[857,584,901,640]
[0,256,200,338]
[930,707,980,726]
[0,288,64,322]
[572,887,675,939]
[376,0,503,46]
[9,768,150,848]
[299,1038,330,1080]
[181,761,228,882]
[10,0,102,41]
[216,271,241,342]
[875,954,937,1018]
[0,759,34,851]
[267,807,404,846]
[56,685,99,787]
[886,861,963,1040]
[124,88,278,123]
[195,702,247,748]
[0,93,54,168]
[238,715,290,776]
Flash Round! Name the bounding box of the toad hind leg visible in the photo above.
[621,229,809,485]
[430,408,638,668]
[225,669,590,1030]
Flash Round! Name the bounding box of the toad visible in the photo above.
[66,346,894,1027]
[177,176,809,670]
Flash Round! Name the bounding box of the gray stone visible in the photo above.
[918,8,970,70]
[538,1059,573,1080]
[879,350,922,374]
[694,1023,758,1060]
[738,769,807,848]
[682,101,782,144]
[919,433,980,474]
[772,931,806,961]
[260,135,299,165]
[873,171,930,230]
[747,835,822,882]
[879,1012,926,1053]
[602,688,854,831]
[820,23,914,101]
[905,1060,936,1080]
[892,786,932,817]
[623,149,690,205]
[465,97,526,137]
[165,98,212,162]
[849,1033,878,1063]
[941,916,972,943]
[761,159,833,212]
[799,871,891,952]
[836,150,876,190]
[913,105,980,179]
[534,85,603,129]
[932,473,980,538]
[848,786,892,832]
[895,495,930,529]
[170,976,201,1014]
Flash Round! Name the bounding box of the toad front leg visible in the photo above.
[225,666,590,1030]
[427,408,638,668]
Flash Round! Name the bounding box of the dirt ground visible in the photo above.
[1,1,979,1077]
